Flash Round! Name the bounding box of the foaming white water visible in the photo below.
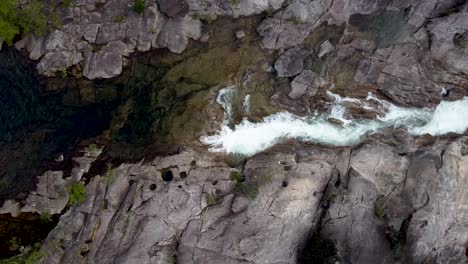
[409,97,468,136]
[203,90,468,156]
[216,86,236,125]
[243,94,251,113]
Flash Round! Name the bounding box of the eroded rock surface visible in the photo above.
[4,0,468,263]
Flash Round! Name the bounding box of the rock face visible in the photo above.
[157,0,189,18]
[0,147,102,217]
[21,137,468,264]
[37,149,334,264]
[5,0,468,263]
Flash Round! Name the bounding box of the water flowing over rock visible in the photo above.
[4,0,468,263]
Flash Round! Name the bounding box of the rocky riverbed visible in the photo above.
[1,0,468,263]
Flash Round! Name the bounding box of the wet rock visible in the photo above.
[0,147,101,216]
[327,118,344,126]
[14,35,45,60]
[289,70,324,99]
[461,146,468,156]
[157,0,189,18]
[235,30,246,39]
[257,18,312,50]
[427,7,468,75]
[274,47,309,77]
[157,17,202,53]
[317,40,334,58]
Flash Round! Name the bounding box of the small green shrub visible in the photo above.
[8,237,21,251]
[17,0,48,36]
[374,203,385,219]
[229,0,239,6]
[201,15,215,25]
[50,12,62,29]
[0,0,49,45]
[133,0,145,14]
[0,0,20,45]
[238,182,258,199]
[263,8,274,18]
[71,67,82,78]
[61,0,72,7]
[88,143,98,155]
[229,171,244,182]
[113,15,126,23]
[1,243,45,264]
[39,212,53,223]
[68,182,87,205]
[60,67,68,77]
[104,162,116,184]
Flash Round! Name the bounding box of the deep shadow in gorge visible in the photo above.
[0,48,119,200]
[0,48,181,200]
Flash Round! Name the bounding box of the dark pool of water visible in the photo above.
[0,49,117,199]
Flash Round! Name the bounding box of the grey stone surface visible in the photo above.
[157,0,189,18]
[274,47,309,77]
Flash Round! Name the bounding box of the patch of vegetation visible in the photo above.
[8,237,20,252]
[374,197,386,220]
[60,67,68,77]
[168,254,176,264]
[230,172,259,199]
[39,212,53,223]
[238,183,258,199]
[17,0,48,37]
[223,154,246,168]
[113,15,126,23]
[50,12,61,29]
[133,0,145,14]
[206,193,219,206]
[229,0,239,6]
[200,14,215,25]
[374,204,385,219]
[88,143,98,155]
[230,171,245,182]
[104,162,116,184]
[67,182,87,206]
[262,8,274,18]
[71,68,82,79]
[0,243,45,264]
[61,0,72,8]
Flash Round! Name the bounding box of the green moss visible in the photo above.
[39,212,52,223]
[200,15,215,25]
[0,0,20,45]
[71,68,82,79]
[374,204,384,219]
[133,0,145,14]
[88,143,98,155]
[104,162,116,184]
[17,0,48,37]
[113,15,126,23]
[0,0,50,46]
[50,12,61,29]
[206,194,217,206]
[61,0,72,7]
[60,67,68,78]
[229,171,244,182]
[349,10,408,48]
[262,8,274,18]
[0,243,45,264]
[67,182,87,206]
[238,182,258,200]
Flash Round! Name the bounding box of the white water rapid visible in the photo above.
[202,88,468,156]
